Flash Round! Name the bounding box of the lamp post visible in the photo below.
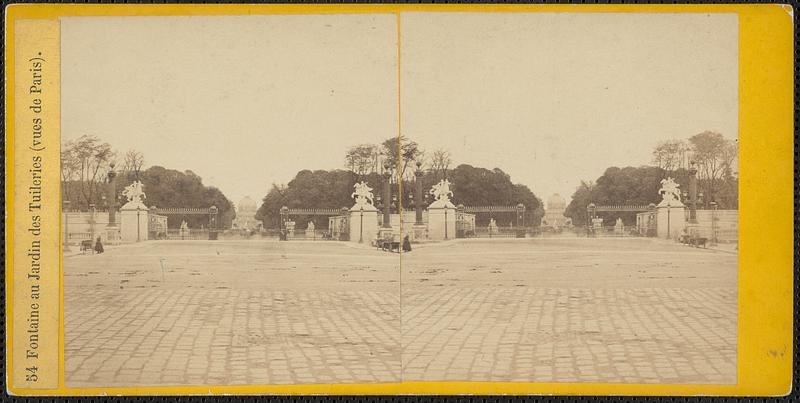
[279,206,289,241]
[647,203,656,237]
[516,203,525,237]
[444,207,449,240]
[359,206,364,243]
[136,206,141,242]
[587,203,596,237]
[667,205,671,240]
[340,207,349,241]
[516,203,525,228]
[456,204,465,238]
[710,201,718,246]
[382,163,392,229]
[101,195,107,242]
[688,161,698,223]
[63,200,71,251]
[89,203,97,242]
[150,206,158,239]
[209,205,218,240]
[107,163,118,227]
[414,161,424,225]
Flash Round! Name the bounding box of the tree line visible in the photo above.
[255,136,543,229]
[60,135,235,228]
[564,131,738,226]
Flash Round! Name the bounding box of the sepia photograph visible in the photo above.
[59,12,738,387]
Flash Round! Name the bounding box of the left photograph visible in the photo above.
[60,15,402,387]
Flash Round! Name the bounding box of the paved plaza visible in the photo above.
[65,238,737,386]
[402,238,737,384]
[64,241,401,387]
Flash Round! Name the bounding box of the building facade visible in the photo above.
[541,193,570,229]
[232,196,261,230]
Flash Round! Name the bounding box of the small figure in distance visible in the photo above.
[94,236,104,254]
[402,234,412,252]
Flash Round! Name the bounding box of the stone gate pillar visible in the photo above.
[656,205,686,240]
[349,205,379,244]
[120,205,148,242]
[119,181,149,243]
[349,181,380,244]
[655,177,687,240]
[426,179,456,241]
[427,205,456,240]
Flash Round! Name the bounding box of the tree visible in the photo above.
[62,135,116,207]
[255,164,543,229]
[344,144,379,177]
[445,164,542,226]
[254,184,289,229]
[652,139,689,172]
[121,149,145,179]
[60,136,236,225]
[60,139,81,204]
[381,135,423,180]
[255,170,360,229]
[689,131,737,203]
[564,166,688,225]
[114,166,236,229]
[564,181,595,226]
[429,149,452,180]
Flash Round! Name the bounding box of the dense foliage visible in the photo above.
[564,165,737,226]
[255,164,543,229]
[64,166,235,229]
[61,135,235,229]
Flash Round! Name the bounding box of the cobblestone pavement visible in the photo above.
[66,238,737,386]
[64,241,400,387]
[402,238,737,384]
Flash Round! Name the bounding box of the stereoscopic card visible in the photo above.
[4,3,794,396]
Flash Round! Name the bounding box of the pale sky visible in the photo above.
[401,12,738,203]
[62,12,737,207]
[62,14,398,206]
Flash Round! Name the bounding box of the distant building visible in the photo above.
[232,196,261,230]
[541,193,570,228]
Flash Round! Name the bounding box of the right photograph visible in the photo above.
[398,12,738,384]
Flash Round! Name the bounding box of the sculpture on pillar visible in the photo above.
[119,181,148,242]
[428,179,455,208]
[657,177,684,207]
[656,176,686,239]
[348,182,379,243]
[351,181,375,208]
[426,179,456,240]
[121,180,147,209]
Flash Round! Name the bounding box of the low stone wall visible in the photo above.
[63,212,120,245]
[64,210,168,244]
[687,210,738,242]
[636,209,738,242]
